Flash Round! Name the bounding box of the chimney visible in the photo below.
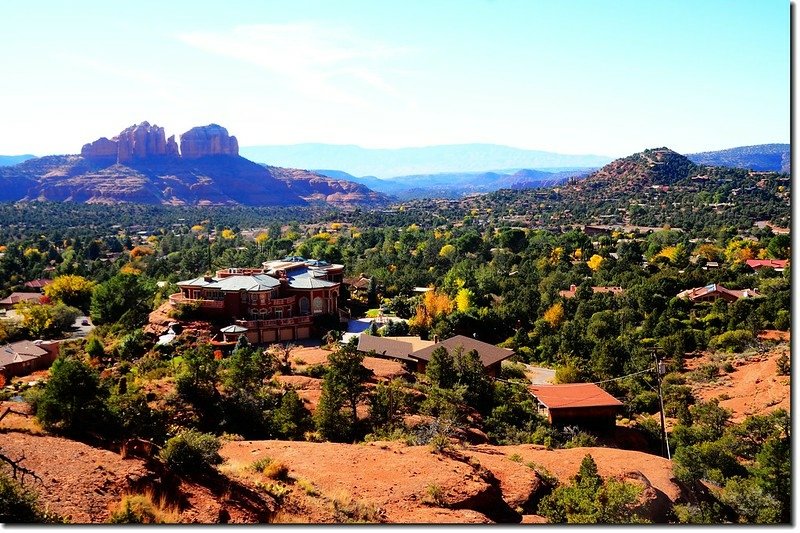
[204,275,213,283]
[570,284,576,292]
[433,335,439,343]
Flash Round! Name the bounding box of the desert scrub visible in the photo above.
[425,483,447,507]
[507,453,523,463]
[296,478,319,497]
[258,481,290,502]
[108,492,178,524]
[159,429,221,475]
[330,494,383,523]
[250,457,289,480]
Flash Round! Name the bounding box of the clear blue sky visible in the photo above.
[0,0,789,157]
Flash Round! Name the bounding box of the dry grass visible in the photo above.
[0,412,46,435]
[107,488,180,524]
[328,490,384,523]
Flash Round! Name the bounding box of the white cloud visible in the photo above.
[177,22,412,107]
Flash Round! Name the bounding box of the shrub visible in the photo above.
[776,353,789,376]
[710,329,754,353]
[0,472,44,523]
[262,461,289,480]
[159,430,222,475]
[108,493,177,524]
[425,483,447,507]
[297,478,318,497]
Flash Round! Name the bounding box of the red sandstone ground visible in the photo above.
[683,332,790,423]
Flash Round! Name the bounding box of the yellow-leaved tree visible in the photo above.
[587,254,605,271]
[543,302,565,329]
[455,288,474,312]
[43,275,96,312]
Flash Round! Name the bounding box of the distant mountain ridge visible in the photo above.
[0,155,35,166]
[687,143,789,173]
[313,167,593,199]
[240,143,613,179]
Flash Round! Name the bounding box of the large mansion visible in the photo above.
[171,257,344,343]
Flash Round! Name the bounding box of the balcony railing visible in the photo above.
[169,293,225,309]
[270,296,296,306]
[235,315,313,329]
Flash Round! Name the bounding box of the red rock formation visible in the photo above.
[116,121,170,163]
[80,137,117,159]
[180,124,239,158]
[81,122,175,163]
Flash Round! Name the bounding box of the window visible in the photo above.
[299,297,309,314]
[275,309,283,319]
[313,297,324,314]
[240,289,247,303]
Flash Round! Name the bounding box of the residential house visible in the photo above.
[0,292,43,310]
[0,340,60,380]
[745,259,789,272]
[529,383,623,432]
[409,335,515,378]
[171,257,344,344]
[356,334,435,365]
[677,283,761,303]
[23,279,53,292]
[558,284,625,299]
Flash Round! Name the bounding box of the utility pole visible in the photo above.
[653,347,671,459]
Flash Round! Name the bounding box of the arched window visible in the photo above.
[313,297,323,314]
[299,297,309,314]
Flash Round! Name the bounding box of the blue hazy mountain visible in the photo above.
[0,155,35,166]
[240,143,612,179]
[686,144,789,173]
[314,167,595,199]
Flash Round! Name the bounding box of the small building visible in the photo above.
[0,292,43,310]
[220,324,249,343]
[529,383,623,431]
[410,335,514,378]
[357,334,418,363]
[356,334,435,365]
[0,340,60,380]
[558,284,625,299]
[23,279,53,292]
[677,283,761,303]
[745,259,789,272]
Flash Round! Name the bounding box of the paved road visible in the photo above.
[525,365,556,384]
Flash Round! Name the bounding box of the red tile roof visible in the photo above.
[677,283,761,301]
[0,292,43,306]
[745,259,789,270]
[529,383,623,410]
[23,279,53,290]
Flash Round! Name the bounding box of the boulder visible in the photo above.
[180,124,239,158]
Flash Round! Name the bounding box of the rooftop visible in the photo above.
[529,383,623,410]
[411,335,514,368]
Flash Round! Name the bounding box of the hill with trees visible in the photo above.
[687,144,790,173]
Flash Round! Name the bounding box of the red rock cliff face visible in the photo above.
[180,124,239,158]
[81,122,177,163]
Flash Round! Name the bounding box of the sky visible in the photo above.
[0,0,790,157]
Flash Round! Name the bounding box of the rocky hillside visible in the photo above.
[0,413,697,524]
[575,147,698,193]
[0,122,385,207]
[268,166,389,206]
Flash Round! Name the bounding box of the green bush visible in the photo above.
[159,430,222,474]
[0,472,44,523]
[710,329,754,353]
